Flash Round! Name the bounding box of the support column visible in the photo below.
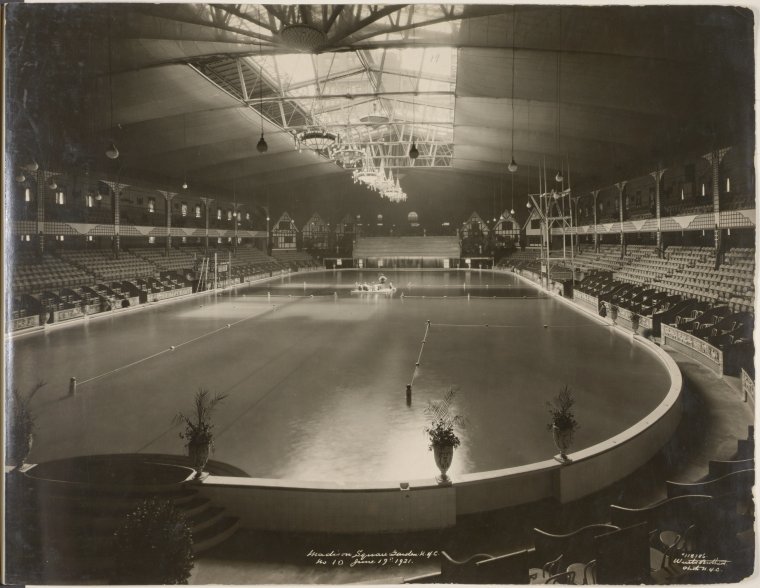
[591,190,599,252]
[35,170,55,258]
[158,191,177,256]
[649,168,666,255]
[570,196,580,253]
[702,147,731,259]
[615,181,627,257]
[101,180,129,259]
[232,203,243,253]
[200,197,214,256]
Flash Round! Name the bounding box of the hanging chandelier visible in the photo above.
[351,149,406,202]
[383,178,407,203]
[332,145,364,169]
[352,148,379,185]
[294,128,339,153]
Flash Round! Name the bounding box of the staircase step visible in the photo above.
[177,495,211,518]
[188,506,225,534]
[34,487,198,514]
[192,516,239,554]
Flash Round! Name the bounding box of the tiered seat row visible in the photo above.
[352,236,461,258]
[130,247,198,273]
[225,247,287,279]
[12,252,95,294]
[407,433,754,584]
[60,250,157,282]
[271,249,319,269]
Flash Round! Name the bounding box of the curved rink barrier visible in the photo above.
[196,270,683,533]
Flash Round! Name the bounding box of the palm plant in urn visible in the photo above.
[424,388,465,485]
[6,381,45,470]
[547,386,578,463]
[174,388,227,479]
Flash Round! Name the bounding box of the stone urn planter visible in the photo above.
[425,388,465,486]
[631,314,640,334]
[174,388,227,481]
[433,443,455,485]
[188,440,211,478]
[552,425,574,463]
[547,386,578,464]
[8,382,45,470]
[7,432,33,470]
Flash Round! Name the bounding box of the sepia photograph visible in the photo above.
[2,2,756,585]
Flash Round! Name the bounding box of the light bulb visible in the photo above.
[508,157,518,173]
[48,181,57,190]
[510,208,515,215]
[409,143,419,160]
[526,202,532,209]
[555,172,563,183]
[15,173,25,183]
[182,181,188,190]
[96,193,103,201]
[257,134,268,153]
[26,160,39,172]
[105,142,120,159]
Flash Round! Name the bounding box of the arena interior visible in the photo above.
[3,3,757,585]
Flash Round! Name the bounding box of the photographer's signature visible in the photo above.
[307,549,438,568]
[672,552,730,574]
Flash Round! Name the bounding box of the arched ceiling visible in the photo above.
[5,3,754,206]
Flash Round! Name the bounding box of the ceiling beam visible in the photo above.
[244,90,454,104]
[330,5,409,46]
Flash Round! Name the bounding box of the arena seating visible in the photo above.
[131,247,198,273]
[12,252,96,294]
[352,236,460,259]
[572,246,754,310]
[270,249,318,269]
[60,250,157,282]
[404,470,755,585]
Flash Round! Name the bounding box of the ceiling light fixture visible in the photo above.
[256,40,268,154]
[554,8,563,183]
[508,5,518,174]
[105,8,119,160]
[295,128,339,152]
[510,168,516,215]
[409,92,419,160]
[182,113,189,189]
[280,23,327,53]
[332,144,364,169]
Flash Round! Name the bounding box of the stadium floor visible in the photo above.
[188,348,751,584]
[12,269,670,482]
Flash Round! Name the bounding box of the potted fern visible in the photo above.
[424,388,465,485]
[6,381,46,470]
[174,388,227,479]
[546,386,579,463]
